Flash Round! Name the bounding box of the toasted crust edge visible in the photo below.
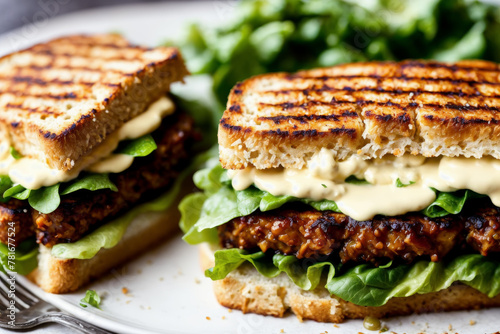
[28,186,188,294]
[1,34,190,171]
[200,244,500,323]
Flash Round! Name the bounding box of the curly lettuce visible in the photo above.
[206,249,500,307]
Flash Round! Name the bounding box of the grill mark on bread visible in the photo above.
[400,60,500,73]
[5,103,62,116]
[38,41,151,51]
[0,90,82,101]
[364,110,411,123]
[263,86,500,100]
[258,112,357,124]
[32,49,151,62]
[260,128,357,138]
[259,99,500,114]
[20,64,132,76]
[292,74,500,88]
[1,75,119,87]
[423,115,500,125]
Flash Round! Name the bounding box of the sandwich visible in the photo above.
[181,59,500,322]
[0,34,200,293]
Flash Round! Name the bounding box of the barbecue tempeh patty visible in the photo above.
[219,204,500,265]
[0,111,198,247]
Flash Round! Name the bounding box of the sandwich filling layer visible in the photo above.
[229,148,500,221]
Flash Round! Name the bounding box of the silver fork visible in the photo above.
[0,271,113,333]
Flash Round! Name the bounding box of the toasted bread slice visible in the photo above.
[200,244,500,323]
[0,34,188,171]
[219,60,500,169]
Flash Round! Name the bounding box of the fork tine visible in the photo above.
[0,289,14,311]
[0,273,29,310]
[1,272,38,304]
[0,278,18,313]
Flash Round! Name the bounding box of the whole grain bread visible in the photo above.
[0,34,188,171]
[219,60,500,170]
[200,244,500,323]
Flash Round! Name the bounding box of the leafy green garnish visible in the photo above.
[345,175,369,185]
[170,94,221,150]
[4,184,25,198]
[61,174,118,195]
[422,189,484,218]
[116,134,157,157]
[80,290,101,309]
[28,184,60,214]
[9,147,22,160]
[207,249,500,307]
[395,178,415,187]
[171,0,500,104]
[0,239,38,275]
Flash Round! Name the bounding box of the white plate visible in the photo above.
[2,2,500,333]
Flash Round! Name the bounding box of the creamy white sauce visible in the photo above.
[228,148,500,221]
[6,96,175,189]
[85,154,135,174]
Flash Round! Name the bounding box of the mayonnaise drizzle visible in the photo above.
[5,96,175,189]
[228,148,500,221]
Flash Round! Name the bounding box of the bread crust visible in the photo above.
[219,60,500,169]
[28,189,186,294]
[0,34,189,170]
[200,244,500,322]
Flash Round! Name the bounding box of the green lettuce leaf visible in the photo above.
[0,176,14,203]
[12,189,31,200]
[28,184,60,214]
[207,249,500,307]
[61,174,118,195]
[421,189,484,218]
[3,184,24,198]
[80,290,101,309]
[115,134,157,157]
[0,239,38,275]
[206,249,336,291]
[395,178,415,187]
[9,147,22,160]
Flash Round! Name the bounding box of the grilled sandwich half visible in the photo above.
[183,60,500,323]
[0,34,199,293]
